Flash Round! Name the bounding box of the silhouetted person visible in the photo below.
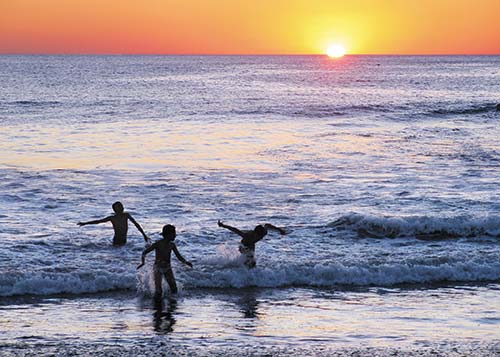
[77,201,150,246]
[137,224,192,297]
[217,220,286,268]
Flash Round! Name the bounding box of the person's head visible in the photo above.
[254,225,268,238]
[161,224,176,241]
[112,201,124,213]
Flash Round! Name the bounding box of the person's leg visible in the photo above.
[244,253,256,269]
[245,258,256,269]
[154,265,163,298]
[164,268,178,294]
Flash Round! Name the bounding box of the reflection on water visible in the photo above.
[0,286,499,351]
[232,290,262,335]
[0,120,306,171]
[237,291,260,319]
[153,297,177,334]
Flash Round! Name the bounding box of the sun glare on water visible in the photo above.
[326,44,346,58]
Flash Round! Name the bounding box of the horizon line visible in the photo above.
[1,53,500,56]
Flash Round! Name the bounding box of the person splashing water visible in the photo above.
[217,220,287,268]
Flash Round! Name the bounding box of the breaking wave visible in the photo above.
[327,213,500,239]
[0,270,136,297]
[182,260,500,289]
[428,103,498,116]
[3,255,499,297]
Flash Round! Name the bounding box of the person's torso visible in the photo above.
[241,232,257,251]
[155,239,173,263]
[239,241,255,254]
[110,214,129,244]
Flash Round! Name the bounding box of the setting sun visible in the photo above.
[326,44,346,58]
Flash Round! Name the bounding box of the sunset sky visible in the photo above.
[1,0,499,55]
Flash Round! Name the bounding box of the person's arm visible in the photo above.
[245,231,266,245]
[245,224,287,245]
[264,223,287,235]
[77,216,111,226]
[172,243,193,268]
[127,213,150,243]
[218,220,246,238]
[137,243,156,269]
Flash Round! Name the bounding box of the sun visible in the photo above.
[326,44,346,58]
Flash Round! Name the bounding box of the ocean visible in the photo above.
[0,55,499,355]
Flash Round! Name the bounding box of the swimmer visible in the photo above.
[217,220,286,268]
[137,224,192,296]
[78,201,150,246]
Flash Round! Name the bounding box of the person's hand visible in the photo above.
[137,263,144,270]
[217,220,224,227]
[145,237,152,247]
[77,222,85,226]
[186,261,193,268]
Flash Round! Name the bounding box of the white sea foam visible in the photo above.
[2,258,499,297]
[0,270,136,297]
[184,259,500,289]
[328,213,500,239]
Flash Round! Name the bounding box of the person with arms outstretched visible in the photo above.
[217,220,286,268]
[78,201,150,246]
[137,224,192,297]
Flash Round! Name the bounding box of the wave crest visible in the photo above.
[2,256,499,297]
[429,103,498,116]
[328,213,500,239]
[184,260,500,289]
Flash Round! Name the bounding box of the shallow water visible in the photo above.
[1,285,499,355]
[0,55,499,354]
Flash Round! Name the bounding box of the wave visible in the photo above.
[182,260,500,289]
[6,100,61,107]
[327,213,500,239]
[2,256,499,297]
[230,104,405,119]
[0,270,136,297]
[229,102,499,120]
[427,103,498,116]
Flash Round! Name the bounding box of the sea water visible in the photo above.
[0,55,499,355]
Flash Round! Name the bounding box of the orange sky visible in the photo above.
[1,0,499,55]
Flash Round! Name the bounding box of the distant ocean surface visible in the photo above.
[0,55,499,355]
